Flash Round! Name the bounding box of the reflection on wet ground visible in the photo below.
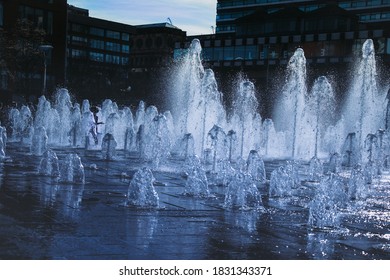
[0,143,389,260]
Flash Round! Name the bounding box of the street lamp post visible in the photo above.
[39,45,53,95]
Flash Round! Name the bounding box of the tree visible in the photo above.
[0,19,47,101]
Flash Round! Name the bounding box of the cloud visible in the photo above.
[68,0,216,35]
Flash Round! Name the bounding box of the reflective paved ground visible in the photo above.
[0,143,389,260]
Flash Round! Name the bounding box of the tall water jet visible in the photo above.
[342,39,381,157]
[273,48,307,159]
[138,114,171,168]
[54,88,72,146]
[307,76,336,158]
[173,39,204,150]
[34,96,61,145]
[127,167,159,208]
[199,69,226,156]
[230,79,261,159]
[261,118,286,158]
[171,39,227,157]
[70,103,82,147]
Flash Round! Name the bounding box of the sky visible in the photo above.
[67,0,217,35]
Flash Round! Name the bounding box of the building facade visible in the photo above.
[216,0,390,35]
[66,5,136,101]
[67,6,186,104]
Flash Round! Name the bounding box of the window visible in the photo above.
[72,36,88,46]
[121,57,129,65]
[224,46,234,60]
[214,47,224,61]
[71,49,87,59]
[106,42,121,52]
[90,39,104,50]
[202,48,213,61]
[122,33,130,41]
[106,30,120,40]
[106,54,120,64]
[72,23,87,34]
[89,52,104,62]
[235,46,245,59]
[90,27,104,37]
[122,44,130,53]
[245,45,258,60]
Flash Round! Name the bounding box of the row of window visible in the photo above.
[71,23,131,41]
[218,0,390,9]
[175,38,388,62]
[70,49,129,65]
[339,0,390,8]
[69,36,131,53]
[217,4,326,22]
[359,12,390,21]
[217,0,286,8]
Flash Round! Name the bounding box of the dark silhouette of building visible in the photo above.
[67,5,136,102]
[66,5,186,105]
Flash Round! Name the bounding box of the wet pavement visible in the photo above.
[0,143,389,260]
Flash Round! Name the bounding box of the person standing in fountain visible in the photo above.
[89,106,104,145]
